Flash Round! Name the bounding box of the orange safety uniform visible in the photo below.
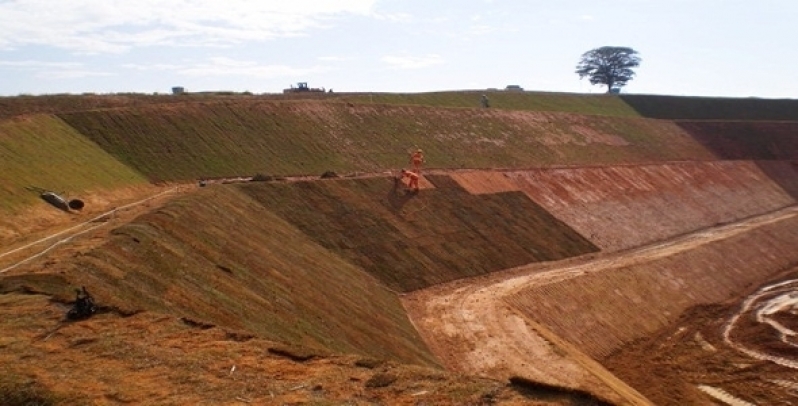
[401,169,420,191]
[409,149,424,173]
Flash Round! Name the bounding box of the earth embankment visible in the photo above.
[56,100,720,182]
[1,184,438,366]
[507,207,798,361]
[3,92,798,404]
[0,114,151,245]
[498,161,797,251]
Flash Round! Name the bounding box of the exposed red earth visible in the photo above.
[3,93,798,405]
[3,161,797,405]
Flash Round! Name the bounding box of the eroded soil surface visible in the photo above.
[0,178,600,405]
[403,206,798,406]
[2,293,558,405]
[604,268,798,406]
[4,176,797,405]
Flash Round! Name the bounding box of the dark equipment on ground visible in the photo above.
[41,191,70,211]
[283,82,325,94]
[68,199,85,210]
[67,287,97,320]
[28,186,85,212]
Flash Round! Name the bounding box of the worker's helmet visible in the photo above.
[417,149,423,153]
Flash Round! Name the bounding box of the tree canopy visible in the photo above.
[576,46,641,93]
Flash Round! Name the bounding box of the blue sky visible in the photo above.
[0,0,795,98]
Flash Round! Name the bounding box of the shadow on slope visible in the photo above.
[509,376,614,406]
[239,175,598,292]
[673,121,798,199]
[674,121,798,161]
[621,95,798,120]
[756,161,798,200]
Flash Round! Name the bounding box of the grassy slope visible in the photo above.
[239,176,598,292]
[0,115,148,212]
[57,100,718,182]
[1,92,797,403]
[335,90,642,116]
[9,185,438,366]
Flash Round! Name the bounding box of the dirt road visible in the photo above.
[403,205,798,406]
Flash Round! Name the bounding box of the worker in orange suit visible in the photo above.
[399,169,420,192]
[409,148,425,173]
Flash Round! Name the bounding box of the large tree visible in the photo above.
[576,46,641,93]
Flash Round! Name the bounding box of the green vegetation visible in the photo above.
[52,186,438,366]
[58,101,351,181]
[576,46,641,93]
[336,90,642,116]
[0,115,148,212]
[1,91,796,383]
[57,100,716,183]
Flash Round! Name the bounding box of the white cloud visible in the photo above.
[0,0,377,53]
[381,54,444,70]
[121,57,329,79]
[177,57,329,78]
[0,60,113,79]
[0,59,116,82]
[469,24,497,36]
[121,63,185,71]
[39,69,114,79]
[0,60,82,69]
[317,56,352,62]
[371,11,413,23]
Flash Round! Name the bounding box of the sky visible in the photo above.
[0,0,795,98]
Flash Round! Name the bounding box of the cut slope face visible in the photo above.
[676,121,798,160]
[507,207,798,361]
[604,265,798,405]
[338,91,643,116]
[756,160,798,199]
[56,101,719,182]
[499,161,797,252]
[2,185,437,366]
[0,115,152,246]
[0,115,148,212]
[239,175,598,292]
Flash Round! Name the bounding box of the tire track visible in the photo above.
[404,205,798,406]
